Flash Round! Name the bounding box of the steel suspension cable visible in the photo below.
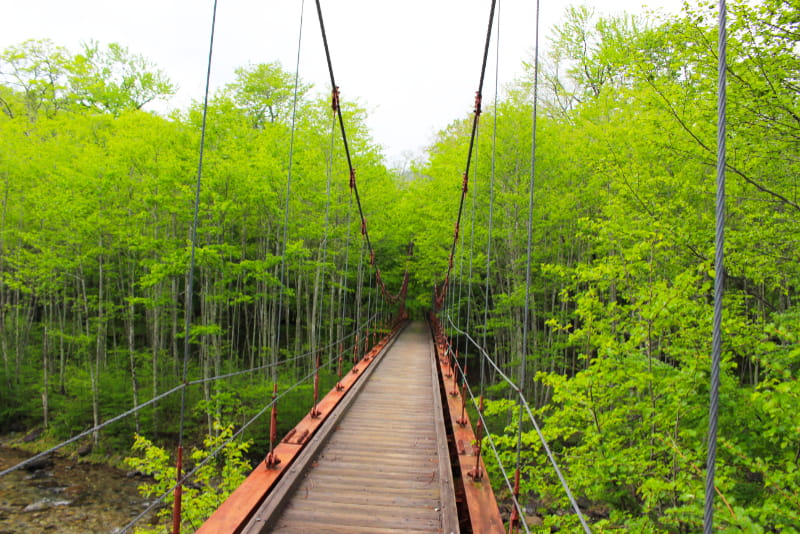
[705,0,727,530]
[178,0,218,456]
[446,315,588,527]
[338,196,354,346]
[482,0,501,397]
[119,357,338,534]
[0,326,362,479]
[438,0,497,306]
[466,127,479,354]
[314,0,400,306]
[275,0,306,381]
[457,201,466,343]
[171,4,219,530]
[512,0,591,528]
[315,111,336,361]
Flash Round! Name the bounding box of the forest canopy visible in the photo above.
[1,0,798,531]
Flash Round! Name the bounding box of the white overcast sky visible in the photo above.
[2,0,683,164]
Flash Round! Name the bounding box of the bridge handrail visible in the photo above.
[444,313,591,532]
[0,319,376,479]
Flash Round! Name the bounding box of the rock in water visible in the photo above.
[22,498,71,512]
[23,455,53,472]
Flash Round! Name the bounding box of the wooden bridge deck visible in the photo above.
[241,321,459,533]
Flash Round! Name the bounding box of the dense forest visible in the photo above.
[1,0,799,531]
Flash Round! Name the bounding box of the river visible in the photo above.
[0,445,156,533]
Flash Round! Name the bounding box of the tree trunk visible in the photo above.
[92,252,106,446]
[128,293,140,434]
[42,307,49,430]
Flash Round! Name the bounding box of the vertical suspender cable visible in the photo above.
[316,112,336,358]
[514,0,591,530]
[482,0,501,395]
[338,198,353,348]
[466,130,479,355]
[275,0,306,381]
[441,0,497,307]
[705,0,726,530]
[174,2,218,532]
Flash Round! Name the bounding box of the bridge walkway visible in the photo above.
[241,321,459,533]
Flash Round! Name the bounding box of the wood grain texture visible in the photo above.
[246,321,459,534]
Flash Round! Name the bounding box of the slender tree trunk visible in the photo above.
[128,292,140,434]
[310,254,322,356]
[58,302,66,394]
[92,252,106,446]
[171,277,179,377]
[0,171,7,385]
[42,304,49,430]
[148,283,162,434]
[294,271,303,358]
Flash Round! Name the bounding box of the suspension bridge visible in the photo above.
[0,0,733,531]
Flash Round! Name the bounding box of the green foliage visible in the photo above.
[124,422,251,533]
[2,0,799,531]
[409,0,800,530]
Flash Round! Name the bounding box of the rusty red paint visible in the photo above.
[197,323,405,534]
[171,445,183,534]
[430,313,504,534]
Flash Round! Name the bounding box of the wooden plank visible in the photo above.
[241,321,459,534]
[196,324,404,534]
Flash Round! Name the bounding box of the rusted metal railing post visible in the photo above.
[457,381,468,426]
[311,354,321,417]
[468,396,485,481]
[336,343,344,391]
[264,383,280,468]
[171,445,183,534]
[352,334,360,373]
[450,350,461,397]
[508,467,521,534]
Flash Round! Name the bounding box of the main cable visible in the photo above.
[275,0,306,379]
[314,0,401,309]
[705,0,727,530]
[482,0,501,396]
[438,0,497,305]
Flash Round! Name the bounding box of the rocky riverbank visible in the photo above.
[0,444,156,533]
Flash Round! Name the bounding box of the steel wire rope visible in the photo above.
[365,261,376,348]
[438,0,497,306]
[314,0,401,307]
[511,1,591,529]
[466,126,479,358]
[178,0,218,455]
[445,314,589,527]
[169,7,220,528]
[355,240,366,354]
[338,196,354,350]
[705,0,726,530]
[0,326,364,478]
[274,0,306,382]
[315,111,337,362]
[482,0,501,397]
[456,204,466,346]
[117,360,334,534]
[445,327,531,534]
